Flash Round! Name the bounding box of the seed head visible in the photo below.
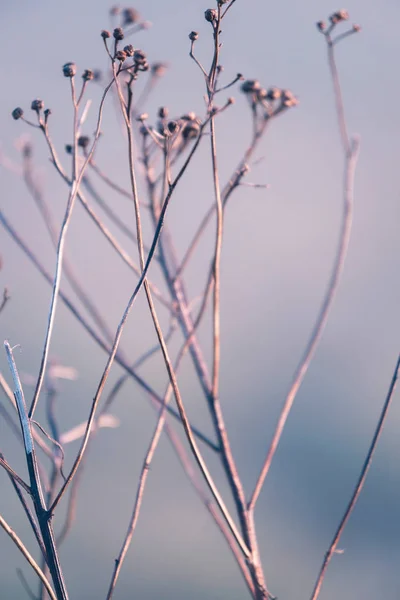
[110,5,121,16]
[116,50,127,62]
[122,8,140,25]
[44,108,52,122]
[101,30,111,39]
[167,120,179,134]
[82,69,94,81]
[78,135,90,148]
[316,21,326,31]
[281,89,298,107]
[31,98,44,112]
[330,9,349,24]
[12,107,24,120]
[266,87,281,101]
[158,106,168,119]
[65,144,72,154]
[124,44,134,57]
[241,79,261,94]
[137,113,148,122]
[182,119,200,140]
[133,49,147,65]
[204,8,218,22]
[113,27,124,41]
[189,31,199,41]
[63,62,77,78]
[353,24,361,32]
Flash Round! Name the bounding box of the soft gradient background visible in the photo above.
[1,1,400,599]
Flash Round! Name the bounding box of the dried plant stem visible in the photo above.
[0,454,31,494]
[0,208,217,451]
[5,342,68,600]
[41,132,171,312]
[0,513,57,600]
[106,349,187,599]
[30,77,113,418]
[112,63,250,558]
[249,140,359,511]
[176,117,269,279]
[22,153,114,346]
[248,31,359,512]
[48,88,220,517]
[310,354,400,600]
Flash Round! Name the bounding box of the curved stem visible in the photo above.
[310,354,400,600]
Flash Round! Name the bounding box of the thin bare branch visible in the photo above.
[0,514,56,600]
[310,354,400,600]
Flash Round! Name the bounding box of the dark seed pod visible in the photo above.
[63,62,77,78]
[12,107,24,120]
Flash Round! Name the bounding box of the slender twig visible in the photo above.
[22,151,114,346]
[0,209,217,451]
[48,104,218,517]
[310,354,400,600]
[4,462,47,561]
[248,22,360,513]
[0,287,10,314]
[29,77,114,418]
[110,60,251,559]
[4,342,68,600]
[105,343,188,599]
[0,514,57,600]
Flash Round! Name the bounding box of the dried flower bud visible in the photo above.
[204,8,218,22]
[31,98,44,112]
[316,21,326,31]
[167,120,179,134]
[78,135,90,148]
[182,112,196,122]
[266,87,281,101]
[115,50,127,62]
[182,119,200,140]
[158,106,168,119]
[12,107,24,120]
[281,89,298,107]
[82,69,94,81]
[63,62,77,78]
[353,24,361,32]
[257,89,268,100]
[329,9,349,24]
[133,49,146,65]
[65,144,72,154]
[110,5,121,16]
[101,30,111,40]
[137,113,148,122]
[189,31,199,41]
[227,97,235,105]
[122,8,140,25]
[336,9,349,20]
[151,62,167,77]
[124,44,134,57]
[241,79,261,94]
[44,108,52,118]
[113,27,124,41]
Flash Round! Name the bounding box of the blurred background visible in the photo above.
[1,0,400,598]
